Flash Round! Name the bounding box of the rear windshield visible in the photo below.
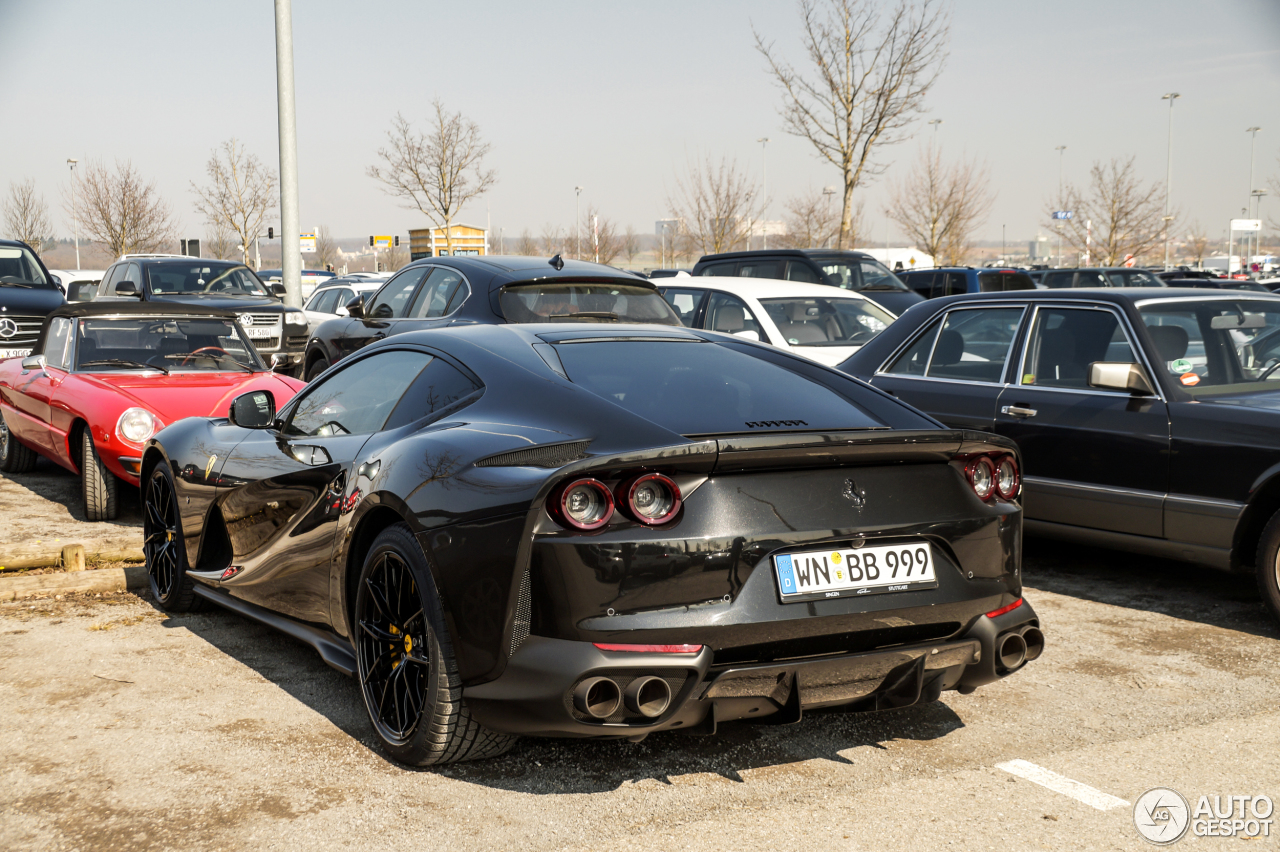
[500,284,681,325]
[553,340,884,435]
[0,246,54,289]
[1105,269,1164,287]
[977,271,1035,292]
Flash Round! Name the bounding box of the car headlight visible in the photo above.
[116,408,160,444]
[285,311,307,327]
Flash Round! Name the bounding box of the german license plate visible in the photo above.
[244,326,275,339]
[774,542,938,601]
[0,348,31,359]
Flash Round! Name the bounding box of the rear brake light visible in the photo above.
[957,452,1020,502]
[986,597,1023,618]
[995,455,1020,499]
[966,457,995,501]
[593,643,703,654]
[615,472,681,525]
[547,478,614,530]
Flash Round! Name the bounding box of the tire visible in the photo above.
[306,356,330,382]
[0,414,38,473]
[1254,509,1280,623]
[81,430,118,521]
[354,523,515,766]
[144,461,201,612]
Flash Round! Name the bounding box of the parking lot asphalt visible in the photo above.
[0,458,143,569]
[1,537,1277,851]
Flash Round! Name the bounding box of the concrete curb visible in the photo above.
[0,565,149,601]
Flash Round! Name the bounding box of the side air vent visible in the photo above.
[476,440,590,469]
[509,568,532,655]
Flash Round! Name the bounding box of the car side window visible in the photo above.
[366,267,429,319]
[408,268,467,318]
[284,349,435,437]
[661,288,706,326]
[98,265,123,299]
[382,358,482,431]
[1042,272,1073,289]
[706,291,765,341]
[738,260,782,278]
[699,262,737,277]
[901,271,932,295]
[785,262,820,284]
[306,289,335,313]
[44,317,73,369]
[1020,307,1132,390]
[884,317,942,375]
[121,263,141,289]
[925,307,1024,383]
[940,272,968,298]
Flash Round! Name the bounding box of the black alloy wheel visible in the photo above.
[0,416,37,473]
[144,461,200,611]
[354,523,514,765]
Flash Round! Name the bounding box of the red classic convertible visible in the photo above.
[0,303,305,520]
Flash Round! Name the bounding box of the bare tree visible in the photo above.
[313,225,338,271]
[779,186,845,248]
[755,0,950,248]
[889,142,993,266]
[1045,157,1168,267]
[65,160,177,258]
[581,205,621,265]
[204,226,238,260]
[622,225,640,266]
[516,229,539,255]
[367,101,497,256]
[667,155,766,255]
[1186,220,1210,267]
[3,179,55,254]
[190,139,277,267]
[1268,156,1280,235]
[539,224,565,256]
[382,243,409,273]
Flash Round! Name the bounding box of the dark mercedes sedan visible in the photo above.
[141,322,1039,765]
[839,287,1280,621]
[301,255,678,380]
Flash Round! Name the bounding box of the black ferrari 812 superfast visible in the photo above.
[141,322,1042,765]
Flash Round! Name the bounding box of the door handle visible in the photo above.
[1000,405,1037,418]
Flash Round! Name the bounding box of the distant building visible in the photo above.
[409,224,488,260]
[1029,234,1052,263]
[750,220,788,238]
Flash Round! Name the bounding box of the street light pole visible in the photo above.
[66,159,79,270]
[1161,93,1181,270]
[274,0,303,308]
[822,187,837,248]
[574,186,583,259]
[1055,145,1066,267]
[1247,127,1262,268]
[757,137,770,250]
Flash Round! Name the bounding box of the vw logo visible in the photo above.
[0,318,17,339]
[237,313,255,327]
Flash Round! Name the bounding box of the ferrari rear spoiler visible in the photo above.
[709,429,1017,473]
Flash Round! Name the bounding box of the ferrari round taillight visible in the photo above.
[967,457,995,501]
[995,455,1020,500]
[616,473,681,525]
[550,478,613,530]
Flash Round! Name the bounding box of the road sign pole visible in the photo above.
[274,0,302,308]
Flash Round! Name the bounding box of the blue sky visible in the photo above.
[2,0,1278,246]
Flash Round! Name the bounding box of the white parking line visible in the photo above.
[996,759,1131,811]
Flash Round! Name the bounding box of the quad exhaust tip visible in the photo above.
[997,631,1027,672]
[1020,625,1045,662]
[573,677,621,719]
[624,676,672,718]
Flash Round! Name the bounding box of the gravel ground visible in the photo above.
[1,538,1277,851]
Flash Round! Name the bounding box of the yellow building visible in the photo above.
[409,224,488,260]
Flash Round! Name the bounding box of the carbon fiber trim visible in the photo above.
[476,440,590,469]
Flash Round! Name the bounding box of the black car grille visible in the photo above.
[0,315,43,348]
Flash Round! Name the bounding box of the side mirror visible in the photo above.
[271,282,287,296]
[21,355,46,372]
[228,390,277,428]
[115,280,140,298]
[1089,362,1155,395]
[733,329,761,341]
[335,305,349,317]
[345,296,364,319]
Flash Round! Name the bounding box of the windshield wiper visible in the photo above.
[162,352,255,372]
[549,312,620,321]
[79,358,169,374]
[858,284,905,291]
[0,281,35,288]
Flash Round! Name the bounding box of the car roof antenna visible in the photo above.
[549,254,564,271]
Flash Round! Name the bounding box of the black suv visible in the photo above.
[93,258,308,373]
[302,255,681,381]
[0,239,65,361]
[690,249,924,315]
[1040,267,1165,289]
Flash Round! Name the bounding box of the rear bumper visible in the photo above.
[464,598,1040,738]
